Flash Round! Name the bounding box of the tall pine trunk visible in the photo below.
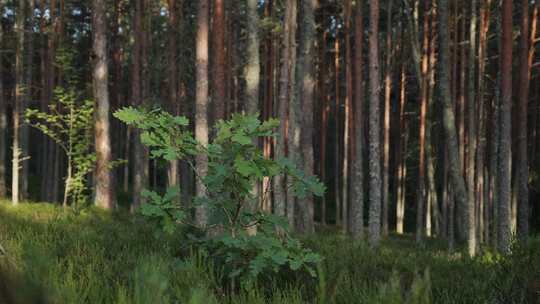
[350,0,364,238]
[517,0,533,241]
[12,0,26,205]
[93,0,116,209]
[0,8,6,198]
[195,0,210,226]
[498,0,513,253]
[274,0,296,219]
[438,0,468,253]
[368,0,382,246]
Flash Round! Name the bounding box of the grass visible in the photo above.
[1,202,539,303]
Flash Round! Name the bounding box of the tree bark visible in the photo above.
[285,0,298,228]
[12,0,26,205]
[0,6,6,198]
[343,0,353,234]
[213,0,226,120]
[438,0,468,253]
[167,0,180,193]
[293,0,316,234]
[382,0,393,237]
[131,0,144,210]
[498,0,513,253]
[93,0,116,209]
[195,0,210,227]
[517,0,533,242]
[274,0,296,219]
[368,0,382,246]
[245,0,260,115]
[467,0,478,256]
[350,0,364,238]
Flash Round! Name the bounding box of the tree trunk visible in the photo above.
[350,0,364,238]
[467,0,478,256]
[21,0,35,201]
[245,0,260,115]
[285,0,298,228]
[213,0,226,120]
[334,33,341,227]
[274,0,296,219]
[167,0,180,193]
[438,0,468,253]
[131,0,149,211]
[12,0,26,205]
[498,0,513,253]
[517,0,533,242]
[368,0,382,246]
[289,0,316,234]
[0,9,6,198]
[342,0,353,234]
[93,0,116,209]
[396,61,406,234]
[382,0,393,237]
[195,0,210,227]
[416,0,430,243]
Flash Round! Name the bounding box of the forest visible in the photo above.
[1,0,540,303]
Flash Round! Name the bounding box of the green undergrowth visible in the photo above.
[1,202,539,303]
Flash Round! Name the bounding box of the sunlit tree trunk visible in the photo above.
[195,0,210,226]
[93,0,116,209]
[368,0,382,246]
[342,0,353,234]
[467,0,478,256]
[12,0,26,205]
[334,31,341,227]
[245,0,260,115]
[395,60,407,235]
[498,0,513,253]
[167,0,179,192]
[382,0,393,237]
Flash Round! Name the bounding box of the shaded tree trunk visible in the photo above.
[498,0,513,253]
[517,0,534,241]
[213,0,226,120]
[294,0,316,234]
[368,0,382,246]
[285,0,298,228]
[350,0,364,238]
[274,0,296,219]
[438,0,468,253]
[93,0,116,209]
[0,8,6,198]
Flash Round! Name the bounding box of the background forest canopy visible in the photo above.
[0,0,539,291]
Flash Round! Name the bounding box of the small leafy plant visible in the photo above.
[25,88,95,208]
[114,107,324,285]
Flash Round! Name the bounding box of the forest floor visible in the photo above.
[0,202,539,304]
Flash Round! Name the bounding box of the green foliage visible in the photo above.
[114,108,324,284]
[25,88,95,208]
